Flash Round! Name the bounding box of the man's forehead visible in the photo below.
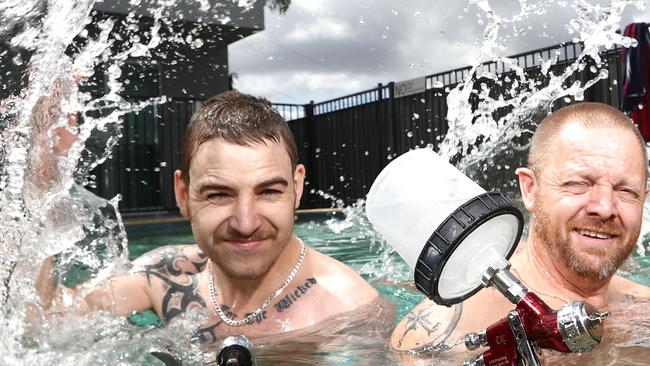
[190,138,293,179]
[546,124,646,177]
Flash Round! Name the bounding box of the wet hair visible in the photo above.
[180,90,298,185]
[528,102,648,179]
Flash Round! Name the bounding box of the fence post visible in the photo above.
[386,81,396,164]
[304,100,318,207]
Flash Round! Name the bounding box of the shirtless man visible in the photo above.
[40,90,378,342]
[390,102,650,355]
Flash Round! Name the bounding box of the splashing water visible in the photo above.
[0,0,251,364]
[1,0,650,364]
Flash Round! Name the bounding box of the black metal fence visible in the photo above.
[92,42,626,212]
[90,98,201,212]
[285,42,625,208]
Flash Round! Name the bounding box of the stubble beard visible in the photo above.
[214,231,291,280]
[532,200,637,282]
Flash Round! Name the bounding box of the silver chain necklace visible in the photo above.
[207,241,307,327]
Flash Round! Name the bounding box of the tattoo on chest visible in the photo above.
[195,277,319,342]
[192,305,269,344]
[273,277,317,313]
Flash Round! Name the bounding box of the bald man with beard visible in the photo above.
[390,102,650,358]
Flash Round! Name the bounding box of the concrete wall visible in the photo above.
[93,0,264,34]
[90,0,264,99]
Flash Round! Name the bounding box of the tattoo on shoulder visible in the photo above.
[131,245,208,282]
[273,277,317,313]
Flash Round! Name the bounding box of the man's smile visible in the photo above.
[574,228,616,240]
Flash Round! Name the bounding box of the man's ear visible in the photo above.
[174,170,190,218]
[517,167,537,212]
[293,164,306,210]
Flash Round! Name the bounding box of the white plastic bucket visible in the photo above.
[365,148,485,270]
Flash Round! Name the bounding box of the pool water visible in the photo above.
[126,210,650,366]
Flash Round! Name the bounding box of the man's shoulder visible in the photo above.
[611,274,650,299]
[303,247,378,308]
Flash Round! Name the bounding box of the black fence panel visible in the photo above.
[90,98,199,213]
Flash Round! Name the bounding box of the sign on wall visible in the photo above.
[394,77,426,98]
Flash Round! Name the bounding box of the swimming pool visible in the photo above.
[126,209,650,365]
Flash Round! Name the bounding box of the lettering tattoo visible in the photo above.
[273,277,317,313]
[195,278,318,343]
[192,305,268,344]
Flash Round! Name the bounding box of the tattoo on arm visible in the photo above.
[145,271,206,324]
[132,246,208,283]
[396,302,463,353]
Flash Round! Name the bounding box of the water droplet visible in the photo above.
[412,113,420,120]
[339,176,345,182]
[406,131,414,137]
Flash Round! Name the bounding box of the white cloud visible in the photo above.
[233,71,371,103]
[286,18,354,42]
[230,0,649,104]
[293,0,326,13]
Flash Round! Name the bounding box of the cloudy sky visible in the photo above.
[228,0,650,104]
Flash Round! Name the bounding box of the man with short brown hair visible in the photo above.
[40,90,379,341]
[390,102,650,357]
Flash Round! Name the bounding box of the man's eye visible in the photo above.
[262,189,282,196]
[563,181,589,192]
[207,192,230,202]
[617,187,639,199]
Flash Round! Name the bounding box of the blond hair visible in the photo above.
[528,102,647,179]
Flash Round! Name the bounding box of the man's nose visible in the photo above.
[229,195,261,236]
[585,186,617,220]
